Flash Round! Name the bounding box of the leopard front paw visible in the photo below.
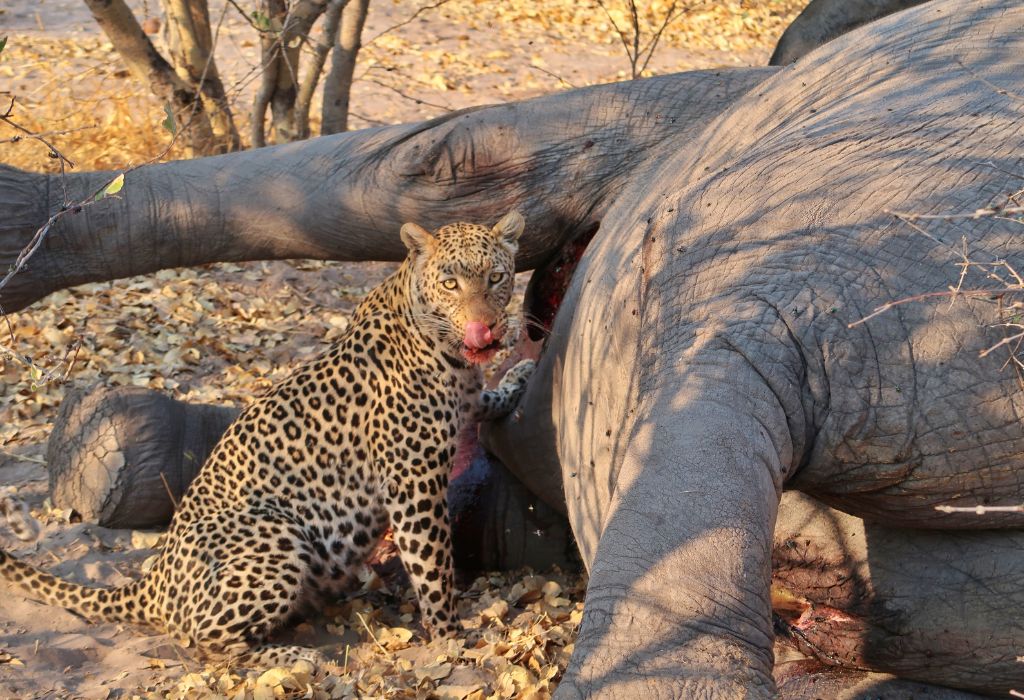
[499,359,535,391]
[426,618,463,641]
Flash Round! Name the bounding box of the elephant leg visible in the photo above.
[557,360,793,699]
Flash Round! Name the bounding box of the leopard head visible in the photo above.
[401,211,524,364]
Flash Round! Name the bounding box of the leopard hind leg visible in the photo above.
[159,509,326,669]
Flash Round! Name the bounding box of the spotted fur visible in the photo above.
[0,211,534,667]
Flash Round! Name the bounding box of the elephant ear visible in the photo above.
[492,211,525,250]
[400,222,437,257]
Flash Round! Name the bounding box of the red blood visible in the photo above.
[526,222,599,340]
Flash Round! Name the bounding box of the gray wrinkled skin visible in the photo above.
[0,70,773,315]
[488,1,1024,696]
[47,387,238,528]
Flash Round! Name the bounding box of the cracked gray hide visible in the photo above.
[0,68,770,315]
[485,0,1024,697]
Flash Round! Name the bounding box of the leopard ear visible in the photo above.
[492,210,525,248]
[400,222,437,256]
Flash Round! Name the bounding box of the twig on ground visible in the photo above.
[355,611,390,654]
[158,472,180,509]
[935,504,1024,514]
[0,449,47,466]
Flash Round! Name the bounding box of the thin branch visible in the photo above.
[347,109,386,126]
[594,0,634,75]
[362,76,452,112]
[629,0,640,79]
[355,612,390,654]
[638,2,685,76]
[1,97,75,204]
[0,125,96,144]
[528,64,576,89]
[890,206,1024,221]
[223,0,274,34]
[848,286,1024,329]
[159,471,180,509]
[364,0,453,46]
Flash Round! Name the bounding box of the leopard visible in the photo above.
[0,210,535,668]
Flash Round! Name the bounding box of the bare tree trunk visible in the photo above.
[161,0,241,152]
[296,0,349,138]
[252,0,330,146]
[321,0,369,135]
[252,0,287,148]
[82,0,218,157]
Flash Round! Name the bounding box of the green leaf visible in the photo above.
[161,104,177,135]
[250,10,271,31]
[94,173,125,201]
[0,37,8,56]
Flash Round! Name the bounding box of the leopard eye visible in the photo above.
[488,272,506,285]
[441,278,459,291]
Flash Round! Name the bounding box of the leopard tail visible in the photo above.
[0,548,150,624]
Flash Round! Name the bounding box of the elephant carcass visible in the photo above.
[769,0,931,66]
[486,0,1024,696]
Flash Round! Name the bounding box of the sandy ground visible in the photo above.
[0,1,804,697]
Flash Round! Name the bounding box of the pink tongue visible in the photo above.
[463,321,494,349]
